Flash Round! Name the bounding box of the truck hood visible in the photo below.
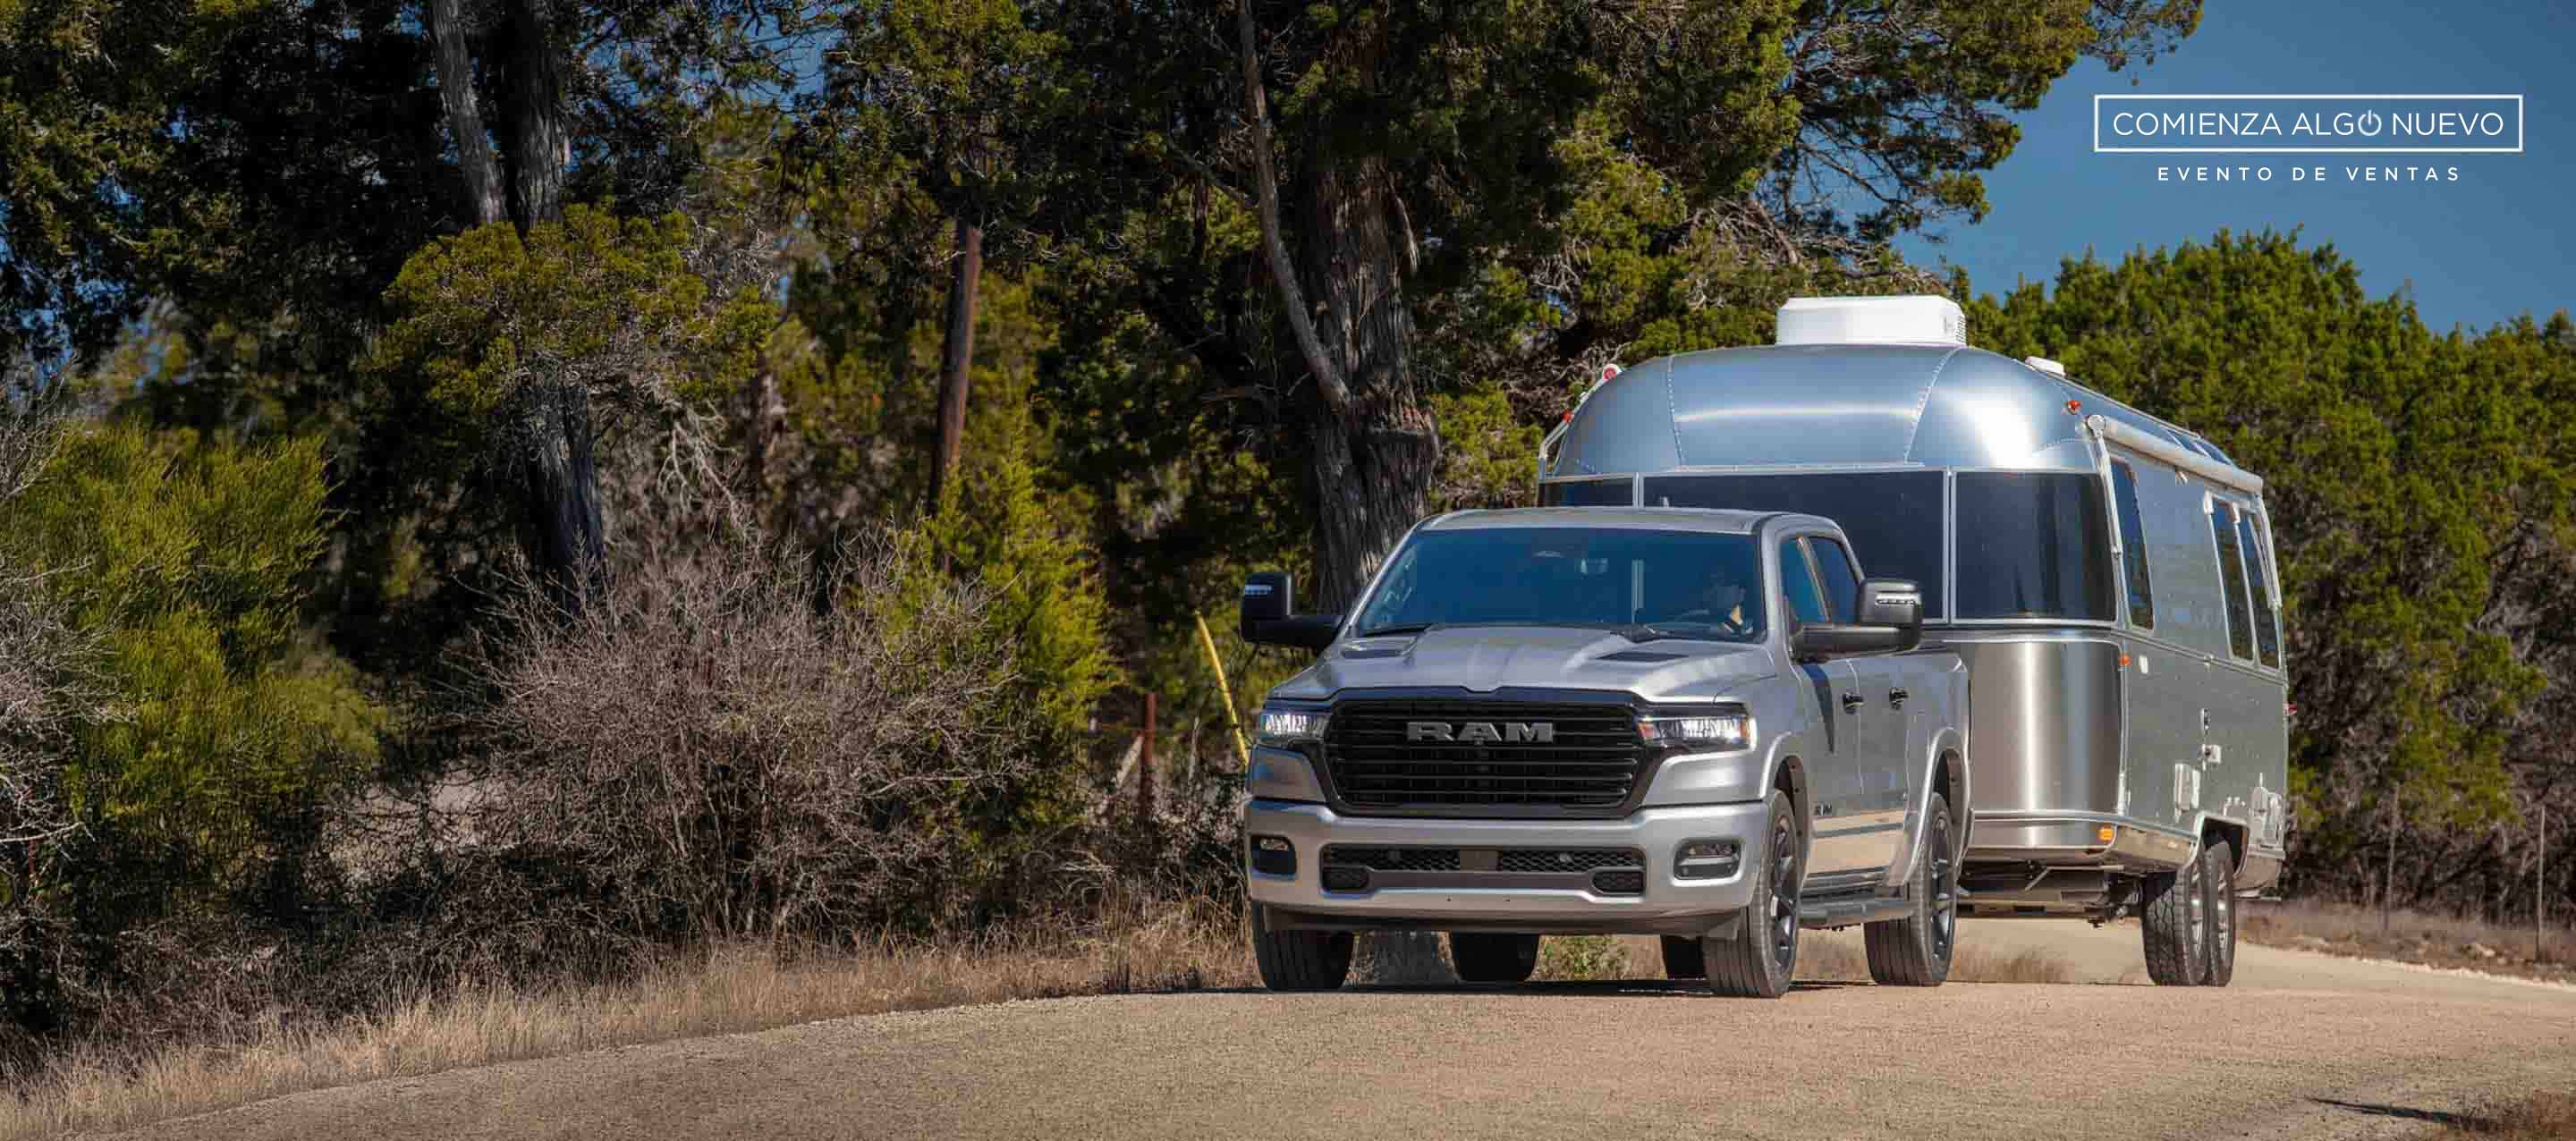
[1270,625,1779,704]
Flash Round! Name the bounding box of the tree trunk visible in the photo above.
[1292,157,1438,609]
[502,0,568,230]
[929,216,983,507]
[427,0,505,227]
[516,381,606,610]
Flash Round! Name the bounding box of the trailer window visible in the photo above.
[2235,509,2280,668]
[1539,478,1633,506]
[2209,501,2255,660]
[1645,471,1945,618]
[2109,461,2156,630]
[1953,473,2114,621]
[1810,537,1860,621]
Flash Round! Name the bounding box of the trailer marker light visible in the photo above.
[2097,826,2117,843]
[2118,653,2131,668]
[2065,399,2083,415]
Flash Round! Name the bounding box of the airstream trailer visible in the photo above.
[1538,295,2290,985]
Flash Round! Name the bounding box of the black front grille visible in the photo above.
[1591,869,1646,895]
[1320,846,1461,872]
[1497,848,1641,874]
[1325,699,1644,814]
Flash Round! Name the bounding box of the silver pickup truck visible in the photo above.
[1238,507,1969,998]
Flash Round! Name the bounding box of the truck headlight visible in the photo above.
[1256,707,1330,747]
[1637,708,1754,751]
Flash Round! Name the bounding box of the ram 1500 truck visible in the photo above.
[1237,507,1969,998]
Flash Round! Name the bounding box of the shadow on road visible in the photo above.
[2310,1097,2488,1129]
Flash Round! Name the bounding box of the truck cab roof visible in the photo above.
[1423,506,1829,537]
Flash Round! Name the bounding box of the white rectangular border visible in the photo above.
[2093,94,2524,154]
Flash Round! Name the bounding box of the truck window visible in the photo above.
[1350,527,1769,640]
[2209,501,2255,660]
[2235,508,2280,667]
[1953,472,2114,621]
[1777,539,1827,628]
[2109,460,2156,630]
[1539,478,1632,506]
[1644,471,1945,619]
[1810,537,1860,622]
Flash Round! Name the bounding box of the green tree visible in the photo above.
[828,1,2202,604]
[0,424,380,921]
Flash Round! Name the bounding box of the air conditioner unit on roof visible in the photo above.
[1775,295,1966,347]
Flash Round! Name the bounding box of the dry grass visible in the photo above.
[2242,899,2574,983]
[0,899,1255,1141]
[2435,1091,2576,1138]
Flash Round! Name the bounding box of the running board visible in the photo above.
[1798,893,1914,930]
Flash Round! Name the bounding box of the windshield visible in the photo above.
[1352,527,1767,641]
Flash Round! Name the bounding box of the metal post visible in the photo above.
[2382,791,2398,936]
[1137,691,1157,822]
[2541,801,2548,963]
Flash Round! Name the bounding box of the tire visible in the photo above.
[2140,847,2210,986]
[1703,789,1803,998]
[1251,903,1352,991]
[1659,935,1706,980]
[1448,933,1541,985]
[2200,837,2239,987]
[1864,791,1957,986]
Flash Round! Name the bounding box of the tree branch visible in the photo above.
[1233,0,1349,416]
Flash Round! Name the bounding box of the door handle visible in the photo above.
[1888,688,1910,709]
[1841,693,1864,713]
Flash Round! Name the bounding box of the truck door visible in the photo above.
[1779,536,1870,875]
[1810,536,1911,874]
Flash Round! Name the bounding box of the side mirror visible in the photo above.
[1857,578,1924,651]
[1241,572,1342,651]
[1790,578,1923,661]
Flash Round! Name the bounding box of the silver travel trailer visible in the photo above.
[1538,295,2290,985]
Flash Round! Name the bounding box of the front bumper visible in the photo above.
[1243,797,1769,936]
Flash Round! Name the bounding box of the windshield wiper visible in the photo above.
[1355,622,1439,638]
[1619,621,1732,643]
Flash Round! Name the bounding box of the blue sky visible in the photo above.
[1893,2,2573,334]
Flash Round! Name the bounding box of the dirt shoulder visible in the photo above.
[106,923,2576,1141]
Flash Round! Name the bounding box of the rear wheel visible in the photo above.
[2200,838,2239,987]
[1703,790,1802,998]
[1659,935,1706,980]
[1864,792,1957,986]
[1251,904,1352,991]
[2140,849,2210,986]
[1448,933,1541,985]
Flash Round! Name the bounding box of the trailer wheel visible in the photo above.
[2140,850,2209,986]
[2200,837,2238,987]
[1864,791,1957,986]
[1251,904,1352,991]
[1703,790,1802,998]
[1659,936,1706,980]
[1448,933,1540,984]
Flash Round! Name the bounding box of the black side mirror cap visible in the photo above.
[1855,577,1924,651]
[1241,571,1342,650]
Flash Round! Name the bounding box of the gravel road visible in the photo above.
[112,921,2576,1141]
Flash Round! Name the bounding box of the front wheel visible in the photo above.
[1864,791,1956,986]
[1449,933,1541,984]
[1703,789,1802,998]
[1252,903,1353,991]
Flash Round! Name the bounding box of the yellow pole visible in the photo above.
[1195,612,1251,766]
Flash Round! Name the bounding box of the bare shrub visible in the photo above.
[450,528,1046,950]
